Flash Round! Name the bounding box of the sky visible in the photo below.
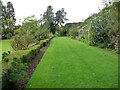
[2,0,105,25]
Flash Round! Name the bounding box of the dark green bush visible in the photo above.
[41,40,47,46]
[9,57,28,88]
[98,43,108,48]
[2,57,28,89]
[2,51,11,59]
[3,58,9,63]
[115,49,120,54]
[67,28,78,38]
[2,70,10,89]
[8,51,11,54]
[81,39,88,45]
[2,52,8,59]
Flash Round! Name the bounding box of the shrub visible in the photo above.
[2,52,8,59]
[98,43,108,48]
[81,39,88,45]
[9,57,28,88]
[3,58,9,63]
[35,26,50,41]
[2,51,11,59]
[115,49,120,54]
[68,28,79,38]
[2,45,41,72]
[2,57,28,89]
[88,15,109,46]
[11,30,37,51]
[41,40,47,46]
[2,38,51,78]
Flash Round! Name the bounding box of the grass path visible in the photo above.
[26,37,118,88]
[0,40,13,59]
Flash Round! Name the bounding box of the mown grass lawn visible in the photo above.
[0,40,13,59]
[26,37,118,88]
[0,40,13,77]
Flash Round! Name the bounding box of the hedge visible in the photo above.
[2,38,51,71]
[2,38,53,89]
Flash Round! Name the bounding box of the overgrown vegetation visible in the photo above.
[61,1,120,54]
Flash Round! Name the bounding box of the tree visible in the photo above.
[41,6,68,34]
[6,1,16,34]
[1,1,16,39]
[42,5,55,34]
[55,8,68,27]
[0,0,2,39]
[43,5,54,24]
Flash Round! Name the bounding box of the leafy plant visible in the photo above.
[67,28,78,38]
[9,57,29,87]
[2,51,11,59]
[11,30,36,50]
[3,58,9,63]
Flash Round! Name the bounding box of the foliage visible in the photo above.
[55,8,68,27]
[88,15,109,46]
[43,6,54,24]
[62,23,72,36]
[11,30,36,51]
[42,6,56,34]
[2,38,50,71]
[2,37,52,89]
[3,58,9,63]
[74,1,119,51]
[67,27,78,38]
[9,57,28,87]
[34,24,50,41]
[81,39,88,45]
[2,51,11,59]
[2,57,28,89]
[55,26,65,36]
[41,6,68,34]
[1,1,16,39]
[11,16,40,50]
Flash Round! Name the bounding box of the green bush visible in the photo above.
[88,15,109,46]
[2,70,10,89]
[2,57,29,89]
[11,31,36,51]
[2,45,41,72]
[41,40,47,46]
[9,57,28,88]
[115,49,120,54]
[2,51,11,59]
[81,39,88,45]
[98,43,108,48]
[2,38,51,72]
[67,28,78,38]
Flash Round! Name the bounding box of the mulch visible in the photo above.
[17,38,54,90]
